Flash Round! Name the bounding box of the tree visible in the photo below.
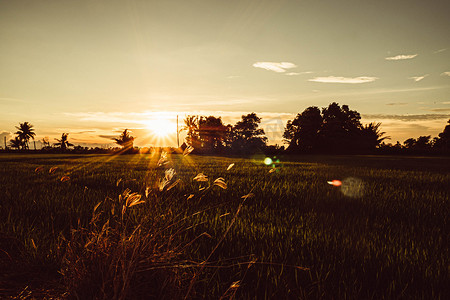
[360,122,389,151]
[283,107,322,152]
[319,103,362,152]
[15,122,35,150]
[403,138,416,149]
[433,119,450,151]
[182,116,200,148]
[9,136,23,150]
[403,136,432,152]
[113,129,135,151]
[42,136,51,149]
[54,133,74,151]
[230,113,267,153]
[283,103,388,153]
[198,116,228,152]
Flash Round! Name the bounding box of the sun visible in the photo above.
[144,117,176,137]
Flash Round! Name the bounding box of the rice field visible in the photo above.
[0,153,448,299]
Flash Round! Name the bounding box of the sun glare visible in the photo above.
[144,117,176,137]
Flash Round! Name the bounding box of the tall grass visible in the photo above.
[0,153,448,299]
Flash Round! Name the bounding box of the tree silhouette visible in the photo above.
[433,119,450,151]
[284,103,388,153]
[198,116,228,152]
[54,133,74,151]
[283,107,322,152]
[9,136,23,150]
[360,122,389,151]
[15,122,35,150]
[182,116,200,148]
[113,129,135,151]
[42,136,51,149]
[319,103,362,152]
[230,113,267,153]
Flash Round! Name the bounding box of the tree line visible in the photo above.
[2,102,450,155]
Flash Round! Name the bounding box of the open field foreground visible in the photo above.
[0,153,449,299]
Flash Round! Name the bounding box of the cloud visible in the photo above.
[98,134,117,140]
[73,130,97,134]
[429,108,450,112]
[362,114,449,121]
[385,54,418,60]
[308,76,378,84]
[253,62,297,73]
[386,102,408,106]
[409,74,428,82]
[434,48,447,54]
[285,71,313,76]
[442,102,450,105]
[441,72,450,77]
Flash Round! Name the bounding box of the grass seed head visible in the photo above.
[60,175,70,182]
[165,168,176,181]
[193,173,208,182]
[226,163,235,171]
[213,177,227,189]
[183,145,194,156]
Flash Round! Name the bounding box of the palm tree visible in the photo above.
[54,133,74,151]
[15,122,36,149]
[182,116,199,147]
[113,129,135,150]
[360,122,390,150]
[9,136,23,150]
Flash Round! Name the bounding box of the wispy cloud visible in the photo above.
[442,101,450,105]
[429,108,450,112]
[441,72,450,77]
[385,54,418,61]
[285,71,313,76]
[253,62,297,73]
[308,76,378,84]
[362,114,449,121]
[434,48,447,54]
[386,102,408,106]
[409,74,428,82]
[98,134,117,140]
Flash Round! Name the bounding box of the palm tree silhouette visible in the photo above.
[15,122,36,149]
[54,133,74,151]
[9,136,23,150]
[113,129,135,150]
[182,116,199,147]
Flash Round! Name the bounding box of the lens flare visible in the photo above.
[341,177,364,197]
[327,180,342,187]
[264,157,273,165]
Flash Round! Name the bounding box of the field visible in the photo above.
[0,153,448,299]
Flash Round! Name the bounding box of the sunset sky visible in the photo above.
[1,0,449,148]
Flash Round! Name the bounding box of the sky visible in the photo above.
[1,0,449,148]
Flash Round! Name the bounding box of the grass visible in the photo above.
[0,153,448,299]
